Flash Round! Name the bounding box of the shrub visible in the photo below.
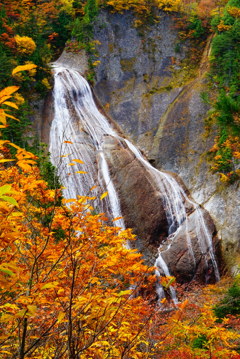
[14,35,36,55]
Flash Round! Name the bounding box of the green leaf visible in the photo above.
[0,267,14,276]
[0,184,12,196]
[41,281,59,290]
[0,195,18,207]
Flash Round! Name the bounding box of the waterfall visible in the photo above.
[49,65,220,303]
[49,65,124,228]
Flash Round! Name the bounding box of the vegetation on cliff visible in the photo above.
[208,0,240,183]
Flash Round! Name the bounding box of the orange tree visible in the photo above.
[0,82,158,359]
[152,282,240,359]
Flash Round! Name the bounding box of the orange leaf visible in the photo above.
[63,198,76,204]
[60,154,70,157]
[90,185,97,191]
[12,64,37,76]
[73,159,84,164]
[112,216,123,222]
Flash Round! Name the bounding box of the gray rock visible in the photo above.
[102,135,169,265]
[91,11,240,274]
[93,10,187,150]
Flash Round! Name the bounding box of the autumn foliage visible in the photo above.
[14,35,36,55]
[0,0,240,357]
[99,0,181,15]
[208,0,240,183]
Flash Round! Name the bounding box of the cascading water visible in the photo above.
[49,65,220,303]
[49,65,124,228]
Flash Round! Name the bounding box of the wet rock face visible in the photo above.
[159,209,219,283]
[102,135,220,283]
[102,135,169,265]
[91,10,239,274]
[150,75,240,275]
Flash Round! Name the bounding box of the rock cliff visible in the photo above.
[91,10,239,274]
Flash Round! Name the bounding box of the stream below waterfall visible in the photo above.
[49,65,220,303]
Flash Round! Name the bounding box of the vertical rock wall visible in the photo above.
[93,10,188,154]
[91,10,240,274]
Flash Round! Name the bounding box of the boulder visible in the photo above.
[102,135,169,264]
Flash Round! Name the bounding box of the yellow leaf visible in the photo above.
[68,163,75,166]
[0,86,19,102]
[16,309,26,318]
[8,142,21,150]
[75,171,87,174]
[219,173,229,183]
[84,204,94,211]
[0,202,11,211]
[3,101,18,109]
[0,313,14,322]
[0,96,12,104]
[27,305,37,315]
[0,159,16,163]
[118,290,132,297]
[100,191,108,200]
[57,311,65,323]
[77,197,87,204]
[0,111,6,125]
[12,64,37,76]
[10,211,23,217]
